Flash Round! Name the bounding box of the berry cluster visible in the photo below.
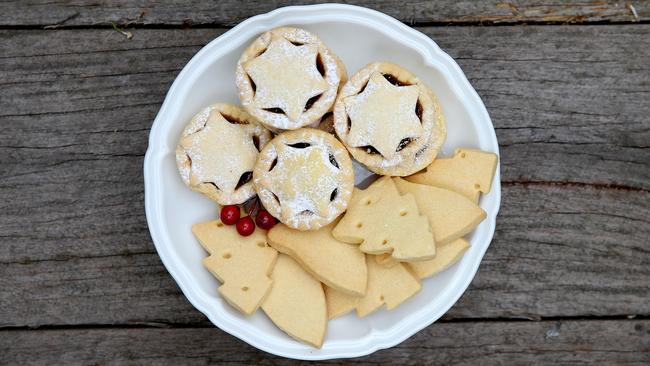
[219,197,276,236]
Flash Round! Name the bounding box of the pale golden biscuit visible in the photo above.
[332,177,436,262]
[268,220,367,296]
[407,239,470,279]
[261,254,327,348]
[394,178,486,245]
[325,285,358,319]
[176,103,272,205]
[236,27,346,130]
[325,255,421,318]
[254,128,354,231]
[407,148,498,202]
[192,219,278,315]
[333,62,446,176]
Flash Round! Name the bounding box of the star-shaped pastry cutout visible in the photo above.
[180,111,259,193]
[343,72,423,160]
[262,142,340,221]
[243,35,328,122]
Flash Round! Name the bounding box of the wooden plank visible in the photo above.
[1,320,648,364]
[1,26,647,190]
[1,26,649,326]
[0,0,647,27]
[1,183,648,326]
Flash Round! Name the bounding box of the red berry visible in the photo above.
[256,210,277,230]
[220,205,240,225]
[236,216,255,236]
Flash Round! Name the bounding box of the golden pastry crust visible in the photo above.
[236,27,345,131]
[253,128,354,231]
[333,62,446,176]
[175,103,272,205]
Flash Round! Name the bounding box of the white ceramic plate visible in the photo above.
[144,4,500,360]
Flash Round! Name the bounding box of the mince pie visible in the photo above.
[333,62,446,176]
[236,27,346,131]
[176,103,272,205]
[253,128,354,231]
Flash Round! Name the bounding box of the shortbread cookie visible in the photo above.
[333,62,446,176]
[332,177,436,262]
[261,254,327,348]
[254,128,354,231]
[325,286,358,319]
[408,238,470,279]
[394,178,486,245]
[326,255,421,318]
[236,27,346,130]
[407,148,498,202]
[192,219,278,315]
[176,103,272,205]
[268,220,367,296]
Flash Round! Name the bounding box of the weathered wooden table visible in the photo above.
[1,1,649,364]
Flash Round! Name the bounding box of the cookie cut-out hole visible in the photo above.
[360,145,381,155]
[270,191,281,205]
[222,252,231,259]
[255,47,268,57]
[330,188,338,202]
[263,107,285,114]
[356,222,363,228]
[358,80,369,94]
[379,295,385,301]
[216,222,224,227]
[316,53,325,77]
[460,152,467,158]
[269,157,278,171]
[400,211,408,216]
[474,183,481,189]
[328,154,339,168]
[252,135,260,151]
[415,146,428,158]
[247,74,257,94]
[257,242,266,248]
[235,171,253,190]
[287,142,311,149]
[290,41,304,46]
[241,286,249,291]
[222,113,245,124]
[382,73,409,87]
[365,199,372,205]
[415,100,423,122]
[396,138,414,152]
[382,239,388,245]
[304,94,322,111]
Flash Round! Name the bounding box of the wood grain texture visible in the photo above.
[1,183,648,326]
[1,320,649,365]
[0,26,649,327]
[0,0,647,27]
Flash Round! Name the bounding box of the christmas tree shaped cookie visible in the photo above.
[192,219,278,315]
[268,220,367,296]
[261,254,327,348]
[394,178,486,245]
[406,148,498,202]
[325,255,421,318]
[332,177,436,262]
[407,238,470,279]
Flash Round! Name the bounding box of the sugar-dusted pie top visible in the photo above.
[236,27,344,131]
[253,129,354,231]
[334,62,446,176]
[176,103,272,205]
[344,71,423,160]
